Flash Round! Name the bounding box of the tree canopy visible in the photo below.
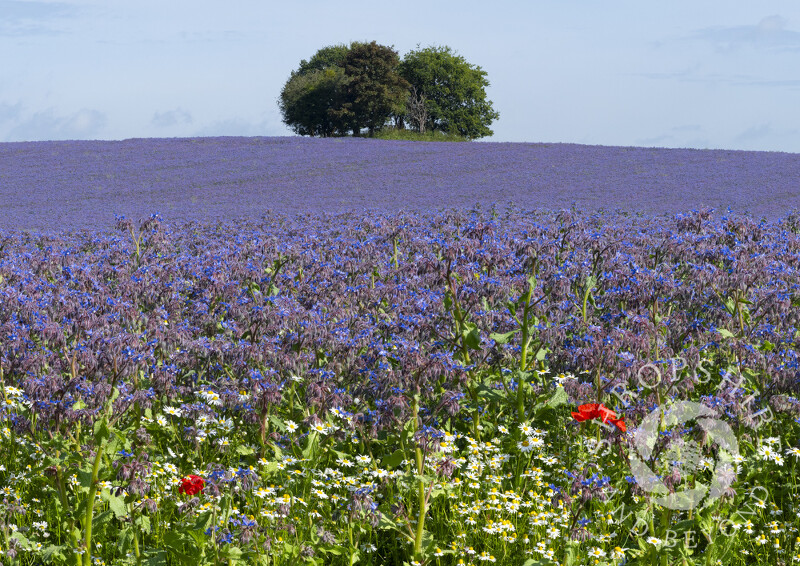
[399,46,499,139]
[278,42,498,139]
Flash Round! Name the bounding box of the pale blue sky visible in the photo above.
[2,0,800,152]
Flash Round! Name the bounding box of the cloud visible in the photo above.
[0,102,23,124]
[635,68,800,90]
[0,0,77,36]
[690,15,800,51]
[735,123,773,143]
[152,108,193,128]
[636,125,707,148]
[193,116,285,137]
[5,108,107,141]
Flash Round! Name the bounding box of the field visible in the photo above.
[1,137,800,233]
[1,138,800,565]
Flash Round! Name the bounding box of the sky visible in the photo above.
[2,0,800,152]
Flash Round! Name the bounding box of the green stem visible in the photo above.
[517,278,534,420]
[412,397,427,559]
[82,426,106,566]
[129,502,142,566]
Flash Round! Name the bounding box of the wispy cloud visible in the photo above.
[689,15,800,52]
[636,125,709,149]
[0,0,78,36]
[5,108,107,141]
[193,116,284,137]
[152,108,193,128]
[635,68,800,90]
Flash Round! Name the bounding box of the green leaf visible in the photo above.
[194,511,214,532]
[269,414,287,433]
[220,546,243,560]
[544,387,568,409]
[93,417,110,445]
[535,346,549,361]
[462,322,481,350]
[381,449,405,469]
[101,490,128,519]
[143,550,167,566]
[302,431,319,460]
[136,514,151,534]
[41,545,67,561]
[489,329,519,345]
[10,531,31,547]
[717,328,736,339]
[118,527,136,556]
[236,444,254,456]
[92,509,114,534]
[475,379,505,404]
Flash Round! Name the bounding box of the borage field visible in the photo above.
[1,137,800,566]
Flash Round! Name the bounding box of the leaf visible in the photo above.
[42,545,67,561]
[118,527,136,556]
[143,550,167,566]
[489,329,519,345]
[381,449,405,469]
[235,444,254,456]
[544,387,568,409]
[93,417,110,445]
[136,514,151,534]
[10,531,31,547]
[220,546,243,560]
[759,340,775,352]
[475,379,505,404]
[101,490,128,519]
[194,511,214,532]
[92,509,114,534]
[302,431,319,460]
[462,322,481,350]
[717,328,736,339]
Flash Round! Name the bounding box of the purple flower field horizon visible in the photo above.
[1,135,799,234]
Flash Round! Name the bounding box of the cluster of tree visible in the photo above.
[278,42,499,140]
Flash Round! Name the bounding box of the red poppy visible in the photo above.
[571,403,626,432]
[178,474,205,495]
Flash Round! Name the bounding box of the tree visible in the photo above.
[278,44,351,137]
[399,46,499,139]
[296,44,349,76]
[405,86,428,134]
[333,41,410,136]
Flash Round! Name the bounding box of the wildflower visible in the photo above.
[611,547,626,559]
[646,536,662,546]
[571,403,626,432]
[310,423,328,435]
[588,547,606,558]
[178,475,205,496]
[285,420,298,433]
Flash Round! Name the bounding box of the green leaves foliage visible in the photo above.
[399,45,499,139]
[279,42,497,139]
